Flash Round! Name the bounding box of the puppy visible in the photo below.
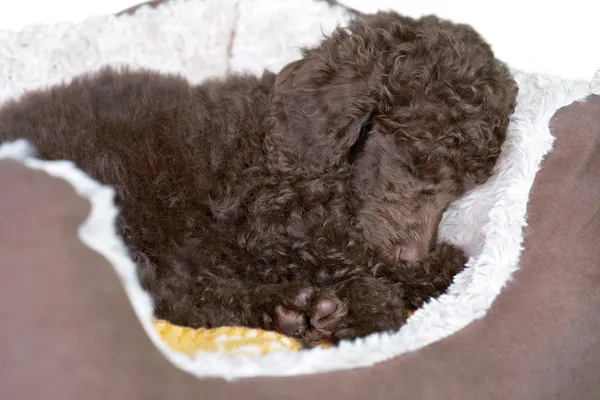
[0,12,517,345]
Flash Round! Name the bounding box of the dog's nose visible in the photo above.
[395,243,426,265]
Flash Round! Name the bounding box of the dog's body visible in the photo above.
[0,12,517,344]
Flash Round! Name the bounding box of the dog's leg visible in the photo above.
[364,242,467,312]
[327,275,409,342]
[395,242,468,310]
[145,251,349,343]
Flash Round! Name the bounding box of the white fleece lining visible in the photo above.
[1,0,599,380]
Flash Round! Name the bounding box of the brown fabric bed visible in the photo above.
[2,94,599,399]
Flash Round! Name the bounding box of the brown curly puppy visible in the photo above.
[0,12,517,345]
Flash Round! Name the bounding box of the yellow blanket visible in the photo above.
[153,320,304,355]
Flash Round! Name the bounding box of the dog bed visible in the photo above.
[1,0,599,384]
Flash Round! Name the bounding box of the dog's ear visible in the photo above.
[269,31,382,171]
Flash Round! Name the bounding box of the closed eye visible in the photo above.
[347,120,373,164]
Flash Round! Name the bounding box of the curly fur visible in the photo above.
[0,12,517,345]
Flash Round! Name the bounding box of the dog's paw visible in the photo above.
[402,242,468,309]
[257,284,347,344]
[330,276,409,342]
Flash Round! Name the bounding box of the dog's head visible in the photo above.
[269,12,518,263]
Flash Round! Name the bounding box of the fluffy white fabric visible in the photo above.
[0,0,142,31]
[0,0,599,380]
[0,0,237,100]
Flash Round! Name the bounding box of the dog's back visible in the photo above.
[0,66,275,264]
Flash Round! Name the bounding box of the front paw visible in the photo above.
[426,242,468,286]
[402,242,468,309]
[330,276,409,342]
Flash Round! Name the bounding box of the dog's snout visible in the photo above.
[395,243,426,265]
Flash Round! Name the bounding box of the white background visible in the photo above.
[0,0,599,80]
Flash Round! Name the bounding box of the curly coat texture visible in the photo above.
[0,12,517,345]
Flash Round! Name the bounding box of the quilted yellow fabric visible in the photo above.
[153,319,303,355]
